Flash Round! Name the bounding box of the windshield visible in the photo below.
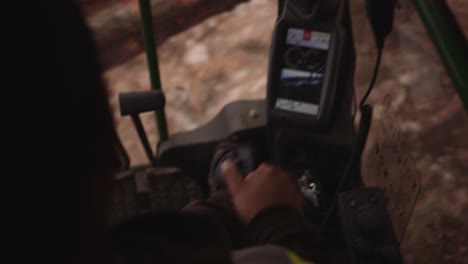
[81,0,467,262]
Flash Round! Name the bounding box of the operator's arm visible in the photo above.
[222,161,336,263]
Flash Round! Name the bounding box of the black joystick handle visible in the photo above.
[213,145,259,188]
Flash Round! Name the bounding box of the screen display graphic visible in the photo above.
[275,28,331,116]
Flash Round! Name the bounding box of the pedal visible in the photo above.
[146,167,202,211]
[109,171,139,226]
[338,187,402,264]
[109,167,202,226]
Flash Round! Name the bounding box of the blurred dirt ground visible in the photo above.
[84,0,467,263]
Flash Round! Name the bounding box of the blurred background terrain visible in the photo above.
[80,0,467,263]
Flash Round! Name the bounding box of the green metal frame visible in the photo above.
[414,0,468,111]
[138,0,169,142]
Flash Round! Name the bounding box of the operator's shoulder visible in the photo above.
[232,245,316,264]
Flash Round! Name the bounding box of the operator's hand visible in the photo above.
[222,160,303,224]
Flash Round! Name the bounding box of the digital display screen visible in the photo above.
[275,28,331,116]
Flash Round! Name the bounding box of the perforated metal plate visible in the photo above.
[369,96,422,241]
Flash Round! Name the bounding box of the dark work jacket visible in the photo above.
[111,206,340,264]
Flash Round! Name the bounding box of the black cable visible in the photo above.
[322,48,383,232]
[321,105,373,236]
[359,48,383,108]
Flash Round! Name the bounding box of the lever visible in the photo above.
[119,90,166,166]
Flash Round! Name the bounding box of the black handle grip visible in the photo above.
[119,90,165,116]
